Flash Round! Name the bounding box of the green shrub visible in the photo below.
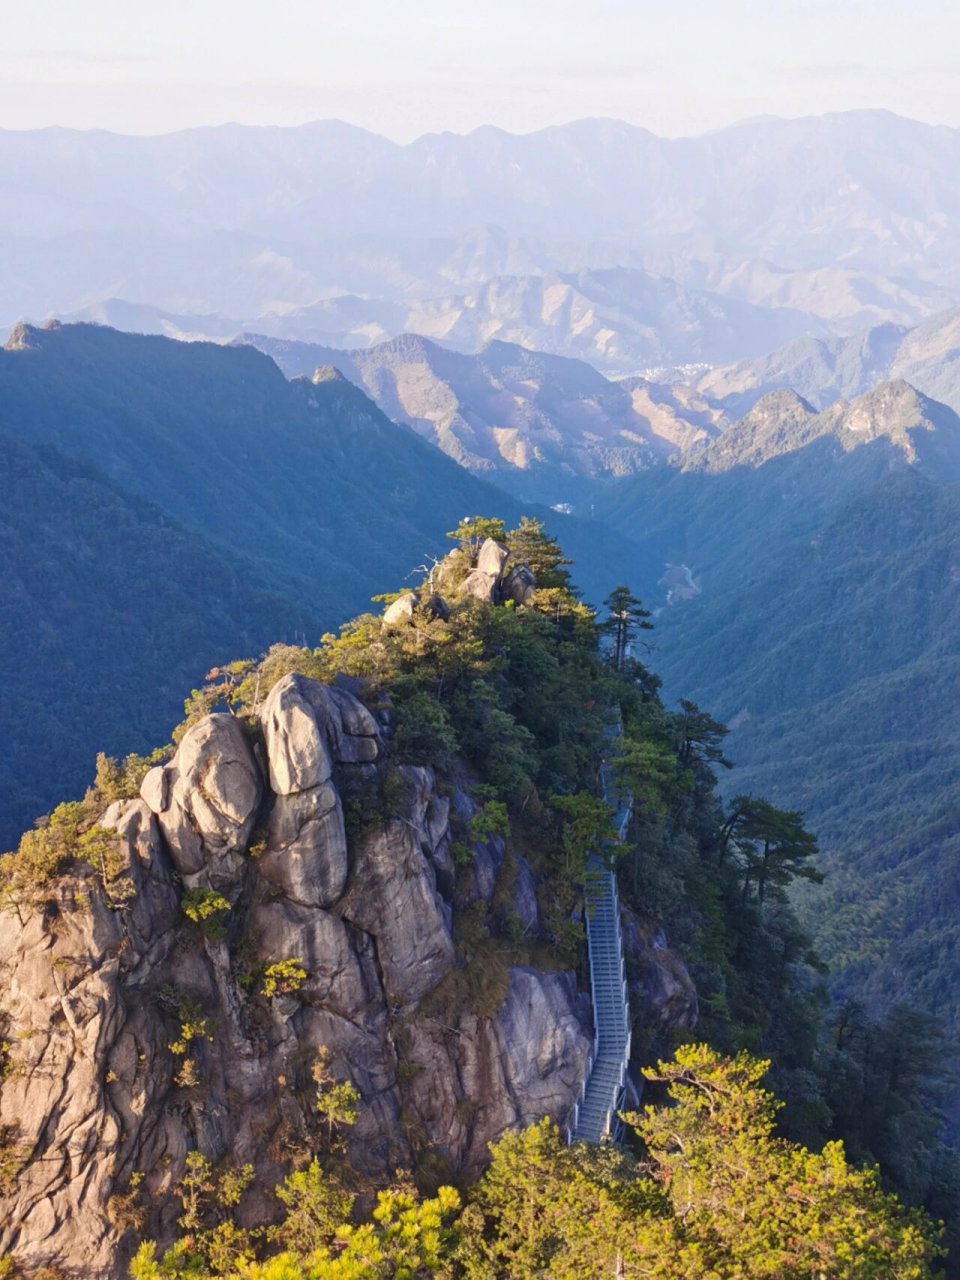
[181,888,231,938]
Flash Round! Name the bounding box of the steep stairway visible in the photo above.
[570,717,633,1144]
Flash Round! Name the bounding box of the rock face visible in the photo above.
[476,537,510,579]
[0,673,592,1279]
[141,714,261,891]
[622,908,698,1036]
[504,564,537,606]
[458,538,511,604]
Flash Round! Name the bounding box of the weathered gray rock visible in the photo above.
[623,908,698,1033]
[504,564,537,606]
[382,591,418,626]
[261,675,380,794]
[423,593,450,621]
[248,900,381,1024]
[402,967,591,1175]
[327,687,379,763]
[476,538,509,578]
[0,684,599,1279]
[261,676,335,795]
[100,798,181,960]
[258,782,348,908]
[339,767,455,1007]
[511,853,541,935]
[458,568,499,602]
[141,714,261,890]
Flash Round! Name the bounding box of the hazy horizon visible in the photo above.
[4,0,960,141]
[0,104,946,142]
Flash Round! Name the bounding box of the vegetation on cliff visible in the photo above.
[1,516,956,1276]
[126,1046,940,1280]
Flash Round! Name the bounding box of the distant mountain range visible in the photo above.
[0,321,650,844]
[698,308,960,417]
[8,112,960,365]
[240,331,724,501]
[60,265,821,376]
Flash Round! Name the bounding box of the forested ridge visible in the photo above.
[0,320,654,846]
[2,518,956,1277]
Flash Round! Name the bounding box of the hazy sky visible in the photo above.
[3,0,960,139]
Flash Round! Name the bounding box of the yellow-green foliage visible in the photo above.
[311,1048,360,1139]
[181,888,231,937]
[124,1045,940,1279]
[260,960,307,999]
[0,798,133,905]
[93,748,171,805]
[168,1006,213,1057]
[630,1044,941,1279]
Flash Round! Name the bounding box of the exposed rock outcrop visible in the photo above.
[458,537,510,603]
[382,592,419,626]
[141,714,261,892]
[504,564,537,606]
[380,539,527,620]
[476,537,510,580]
[622,908,698,1035]
[0,673,592,1279]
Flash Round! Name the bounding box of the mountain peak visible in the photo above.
[744,387,817,418]
[690,387,815,472]
[840,378,937,434]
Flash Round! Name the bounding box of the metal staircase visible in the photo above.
[568,718,633,1145]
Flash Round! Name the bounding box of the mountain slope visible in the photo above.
[0,430,315,847]
[604,380,960,603]
[699,308,960,416]
[646,469,960,1025]
[600,380,960,1031]
[0,322,648,618]
[239,331,722,501]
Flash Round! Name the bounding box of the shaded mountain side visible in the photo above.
[603,380,960,601]
[0,322,657,613]
[236,331,721,503]
[645,469,960,1027]
[699,307,960,417]
[0,430,317,848]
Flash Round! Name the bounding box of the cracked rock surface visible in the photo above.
[0,674,593,1279]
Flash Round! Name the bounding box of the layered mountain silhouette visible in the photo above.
[8,112,960,359]
[60,266,819,376]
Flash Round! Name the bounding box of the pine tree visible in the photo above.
[600,585,652,671]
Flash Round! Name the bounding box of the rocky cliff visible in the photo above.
[0,673,596,1278]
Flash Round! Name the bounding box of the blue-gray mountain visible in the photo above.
[698,307,960,417]
[602,378,960,1033]
[8,112,960,360]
